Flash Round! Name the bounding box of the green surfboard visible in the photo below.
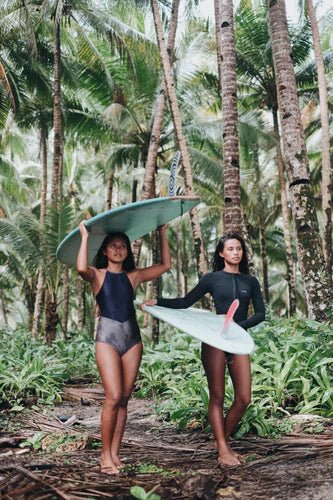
[56,196,199,267]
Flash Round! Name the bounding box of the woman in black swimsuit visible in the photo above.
[77,221,171,474]
[143,232,265,465]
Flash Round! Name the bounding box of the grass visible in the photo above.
[1,314,332,439]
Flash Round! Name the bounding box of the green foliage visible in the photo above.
[125,462,180,477]
[137,316,333,437]
[20,431,47,450]
[0,327,97,406]
[130,485,161,500]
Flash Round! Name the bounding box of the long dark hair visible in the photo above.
[94,232,136,271]
[212,232,249,274]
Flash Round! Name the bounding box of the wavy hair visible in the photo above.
[94,232,135,271]
[212,232,249,274]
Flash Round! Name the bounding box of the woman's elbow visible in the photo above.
[76,264,86,274]
[162,259,171,273]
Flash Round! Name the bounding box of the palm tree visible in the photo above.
[267,0,332,321]
[214,0,242,233]
[304,0,332,285]
[130,0,181,271]
[234,3,318,315]
[141,0,180,201]
[151,0,208,277]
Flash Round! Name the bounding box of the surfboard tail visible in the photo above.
[222,299,240,337]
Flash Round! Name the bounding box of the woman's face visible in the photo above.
[219,238,243,266]
[104,236,128,263]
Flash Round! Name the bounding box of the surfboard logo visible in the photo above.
[168,151,181,197]
[222,299,240,338]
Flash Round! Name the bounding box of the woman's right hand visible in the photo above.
[140,299,157,311]
[79,220,89,238]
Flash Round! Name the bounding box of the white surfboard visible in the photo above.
[140,302,254,355]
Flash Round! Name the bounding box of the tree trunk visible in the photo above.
[45,289,58,345]
[105,172,114,210]
[268,0,332,321]
[32,123,48,337]
[306,0,332,285]
[40,122,48,223]
[61,266,69,335]
[134,0,180,264]
[0,291,8,326]
[151,0,208,278]
[252,146,269,302]
[176,226,182,296]
[32,270,45,337]
[142,0,180,201]
[215,0,242,233]
[45,16,63,340]
[77,276,85,330]
[241,213,255,276]
[51,18,63,206]
[151,229,161,344]
[273,109,297,316]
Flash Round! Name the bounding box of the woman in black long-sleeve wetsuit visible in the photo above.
[143,233,265,465]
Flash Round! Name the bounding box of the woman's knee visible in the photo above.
[234,394,251,409]
[119,394,131,408]
[104,394,122,410]
[209,392,224,407]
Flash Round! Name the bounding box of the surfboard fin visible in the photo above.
[221,299,240,337]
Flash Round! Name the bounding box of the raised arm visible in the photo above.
[134,225,171,285]
[238,278,265,330]
[76,221,97,282]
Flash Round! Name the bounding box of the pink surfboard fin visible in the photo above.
[222,299,240,336]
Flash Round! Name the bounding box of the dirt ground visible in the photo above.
[0,385,333,499]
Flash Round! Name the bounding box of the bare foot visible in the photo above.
[111,455,123,468]
[100,453,120,474]
[227,446,243,461]
[100,462,120,475]
[218,451,241,466]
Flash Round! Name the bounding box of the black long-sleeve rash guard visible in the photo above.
[157,270,265,330]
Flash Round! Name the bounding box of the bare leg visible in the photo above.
[201,343,240,465]
[95,342,122,474]
[225,354,251,459]
[111,342,143,467]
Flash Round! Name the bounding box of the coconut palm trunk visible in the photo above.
[273,109,297,315]
[142,0,179,200]
[61,266,70,335]
[252,145,269,302]
[268,0,332,320]
[0,291,8,326]
[45,289,58,345]
[306,0,332,285]
[151,0,208,277]
[45,11,64,342]
[51,17,63,206]
[151,228,161,343]
[77,276,85,329]
[32,122,48,337]
[132,0,180,265]
[214,0,242,233]
[105,172,114,210]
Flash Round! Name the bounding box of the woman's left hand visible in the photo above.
[140,299,157,311]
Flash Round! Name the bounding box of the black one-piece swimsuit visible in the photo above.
[95,271,141,356]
